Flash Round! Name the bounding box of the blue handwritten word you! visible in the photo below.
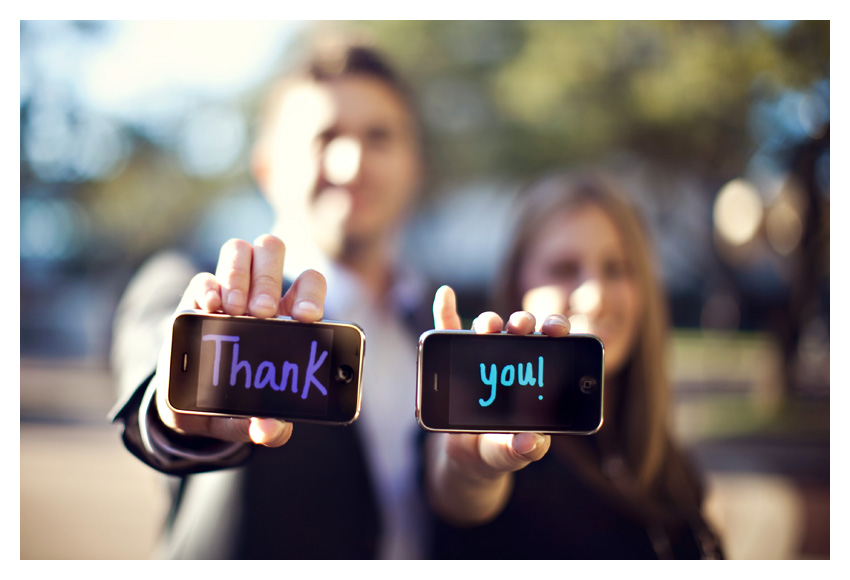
[478,357,544,407]
[203,334,328,399]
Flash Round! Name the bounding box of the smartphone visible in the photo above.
[416,330,604,434]
[167,311,365,425]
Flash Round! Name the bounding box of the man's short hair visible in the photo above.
[257,42,423,144]
[305,44,411,97]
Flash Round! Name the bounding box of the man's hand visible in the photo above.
[154,234,327,447]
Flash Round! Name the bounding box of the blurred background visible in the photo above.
[20,20,829,559]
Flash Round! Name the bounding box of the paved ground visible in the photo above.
[20,357,167,560]
[19,357,829,560]
[20,422,167,560]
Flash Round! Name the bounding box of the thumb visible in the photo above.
[433,285,462,330]
[478,432,550,473]
[248,417,293,447]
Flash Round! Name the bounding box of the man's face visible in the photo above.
[256,75,422,256]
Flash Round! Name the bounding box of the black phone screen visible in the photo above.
[168,312,364,424]
[417,331,604,433]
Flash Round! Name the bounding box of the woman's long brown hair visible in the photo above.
[494,169,671,491]
[493,170,726,558]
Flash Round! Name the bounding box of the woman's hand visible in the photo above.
[426,285,570,525]
[153,234,327,447]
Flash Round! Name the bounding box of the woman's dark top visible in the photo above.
[432,435,711,560]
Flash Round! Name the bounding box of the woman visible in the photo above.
[427,170,723,559]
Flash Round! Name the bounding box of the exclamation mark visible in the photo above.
[538,356,544,400]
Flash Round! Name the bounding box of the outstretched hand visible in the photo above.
[427,285,570,525]
[154,234,327,447]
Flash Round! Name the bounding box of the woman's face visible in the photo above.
[518,203,641,375]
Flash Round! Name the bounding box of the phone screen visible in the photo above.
[417,331,604,433]
[168,312,364,424]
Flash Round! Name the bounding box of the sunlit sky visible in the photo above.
[79,21,299,117]
[23,21,300,123]
[19,21,320,190]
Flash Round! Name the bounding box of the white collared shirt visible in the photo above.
[306,258,429,560]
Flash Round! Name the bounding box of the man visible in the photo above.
[111,42,432,559]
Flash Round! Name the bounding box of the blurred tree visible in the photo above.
[348,20,828,192]
[20,20,829,374]
[345,20,830,397]
[21,20,829,267]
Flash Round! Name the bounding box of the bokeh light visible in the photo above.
[324,136,362,185]
[521,284,567,331]
[569,280,602,315]
[177,105,247,178]
[765,180,806,256]
[713,178,764,247]
[20,198,88,261]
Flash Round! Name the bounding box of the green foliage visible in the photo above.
[20,20,830,270]
[349,20,829,190]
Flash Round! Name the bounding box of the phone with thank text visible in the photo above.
[167,310,365,425]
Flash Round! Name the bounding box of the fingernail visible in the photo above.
[249,418,285,444]
[513,433,545,455]
[546,315,570,330]
[267,419,286,439]
[226,289,245,308]
[295,299,322,317]
[252,294,277,312]
[509,311,533,327]
[204,289,220,308]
